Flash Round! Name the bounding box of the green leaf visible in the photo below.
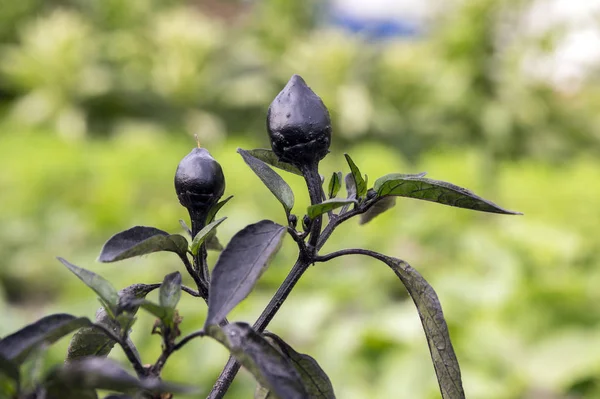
[373,175,522,215]
[245,148,303,176]
[159,272,182,311]
[263,332,336,398]
[307,199,356,220]
[135,300,171,323]
[58,258,119,314]
[66,309,118,362]
[46,357,197,395]
[381,255,465,399]
[190,217,227,256]
[0,314,91,364]
[206,220,286,327]
[98,226,189,262]
[344,154,367,197]
[206,195,233,223]
[207,323,307,399]
[238,148,295,216]
[179,219,192,236]
[327,172,342,199]
[359,196,397,225]
[19,343,47,392]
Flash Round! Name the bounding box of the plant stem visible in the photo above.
[173,330,205,351]
[207,255,311,399]
[207,162,324,399]
[93,323,147,378]
[196,245,210,287]
[315,247,386,263]
[151,336,172,376]
[254,256,310,332]
[179,253,208,299]
[181,285,201,297]
[301,162,323,250]
[190,210,211,287]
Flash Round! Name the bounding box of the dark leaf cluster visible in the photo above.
[0,75,521,399]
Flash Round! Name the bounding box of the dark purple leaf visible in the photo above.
[359,196,397,224]
[98,226,188,262]
[245,149,303,176]
[58,258,119,314]
[263,332,335,398]
[207,323,307,399]
[46,357,196,394]
[381,255,465,399]
[238,149,295,216]
[0,314,91,364]
[374,174,521,215]
[206,220,285,327]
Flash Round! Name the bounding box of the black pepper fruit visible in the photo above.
[175,147,225,222]
[267,74,332,169]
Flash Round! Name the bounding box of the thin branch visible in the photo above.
[287,226,307,253]
[181,285,201,297]
[93,323,146,378]
[315,248,387,263]
[178,253,208,299]
[173,330,205,351]
[196,245,210,289]
[149,327,212,377]
[150,331,173,376]
[301,162,324,250]
[208,357,239,399]
[254,256,310,332]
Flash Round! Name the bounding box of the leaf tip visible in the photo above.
[57,257,72,268]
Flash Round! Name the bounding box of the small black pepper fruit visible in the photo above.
[302,215,311,233]
[175,147,225,218]
[267,74,332,169]
[288,214,298,229]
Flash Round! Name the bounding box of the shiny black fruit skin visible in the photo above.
[175,147,225,215]
[267,74,332,169]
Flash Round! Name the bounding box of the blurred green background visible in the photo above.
[1,0,600,398]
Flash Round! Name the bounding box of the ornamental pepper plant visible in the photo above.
[0,75,521,399]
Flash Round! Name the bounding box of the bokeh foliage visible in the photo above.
[1,0,599,398]
[1,0,599,161]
